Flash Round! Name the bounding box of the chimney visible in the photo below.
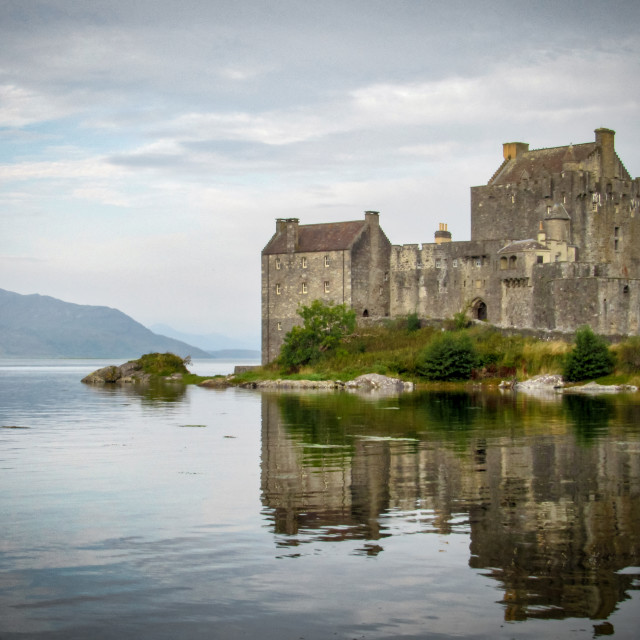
[365,210,380,227]
[537,221,546,245]
[284,218,299,253]
[502,142,529,161]
[434,222,452,244]
[276,218,287,233]
[595,128,616,179]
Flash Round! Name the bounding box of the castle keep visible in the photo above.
[262,128,640,363]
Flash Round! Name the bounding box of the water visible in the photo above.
[1,360,639,639]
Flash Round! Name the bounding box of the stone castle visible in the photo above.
[262,128,640,363]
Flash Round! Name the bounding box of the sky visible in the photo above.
[2,0,639,347]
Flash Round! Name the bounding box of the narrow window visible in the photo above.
[275,258,281,270]
[509,256,517,269]
[324,255,330,267]
[324,281,330,293]
[302,257,307,268]
[475,257,482,267]
[614,226,620,251]
[500,257,508,270]
[277,322,282,331]
[301,282,307,294]
[452,259,458,268]
[536,255,544,264]
[435,258,441,269]
[276,283,281,295]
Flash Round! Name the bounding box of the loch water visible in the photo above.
[1,360,639,639]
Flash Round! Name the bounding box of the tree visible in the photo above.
[279,300,356,369]
[563,326,614,382]
[416,331,477,381]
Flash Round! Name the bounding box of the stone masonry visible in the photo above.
[262,128,640,363]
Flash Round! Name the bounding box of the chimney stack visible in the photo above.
[435,223,452,244]
[595,128,616,179]
[502,142,529,161]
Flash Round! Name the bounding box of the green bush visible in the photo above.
[279,300,356,370]
[407,312,421,332]
[136,353,189,377]
[615,336,640,374]
[416,331,477,381]
[563,326,614,382]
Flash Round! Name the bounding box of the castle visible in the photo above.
[262,128,640,363]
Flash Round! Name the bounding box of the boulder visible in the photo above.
[514,374,564,392]
[81,361,150,384]
[345,373,414,392]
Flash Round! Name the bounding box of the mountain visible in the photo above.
[149,323,259,352]
[0,288,210,358]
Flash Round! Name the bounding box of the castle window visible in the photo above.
[324,255,330,267]
[277,322,282,331]
[614,226,620,251]
[302,257,307,268]
[275,258,281,270]
[301,282,308,294]
[475,257,482,267]
[511,194,515,204]
[276,283,281,295]
[435,258,441,269]
[536,255,544,264]
[623,285,630,294]
[452,259,458,268]
[324,281,330,293]
[546,205,551,215]
[500,257,508,270]
[509,256,517,269]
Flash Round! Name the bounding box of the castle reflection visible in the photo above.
[260,390,640,622]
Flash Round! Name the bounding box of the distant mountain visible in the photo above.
[0,288,210,359]
[149,323,259,352]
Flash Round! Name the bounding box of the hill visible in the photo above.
[0,288,210,359]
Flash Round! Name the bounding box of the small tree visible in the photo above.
[563,326,614,382]
[279,300,356,369]
[416,331,477,381]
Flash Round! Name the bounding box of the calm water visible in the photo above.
[1,360,639,639]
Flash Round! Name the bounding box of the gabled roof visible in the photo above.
[498,239,548,254]
[489,142,597,186]
[262,220,367,255]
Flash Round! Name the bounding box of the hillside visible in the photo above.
[0,288,210,358]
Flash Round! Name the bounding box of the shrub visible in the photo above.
[416,331,477,381]
[136,353,189,377]
[614,336,640,374]
[279,300,356,369]
[407,312,421,332]
[563,326,614,382]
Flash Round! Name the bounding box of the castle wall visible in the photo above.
[261,249,351,364]
[350,218,391,318]
[531,262,640,335]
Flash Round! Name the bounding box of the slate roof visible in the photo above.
[498,239,548,254]
[262,220,367,255]
[489,142,597,186]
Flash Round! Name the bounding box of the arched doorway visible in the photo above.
[472,299,487,321]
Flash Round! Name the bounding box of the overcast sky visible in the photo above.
[2,0,639,346]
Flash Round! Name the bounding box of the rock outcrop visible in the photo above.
[82,361,152,384]
[345,373,414,392]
